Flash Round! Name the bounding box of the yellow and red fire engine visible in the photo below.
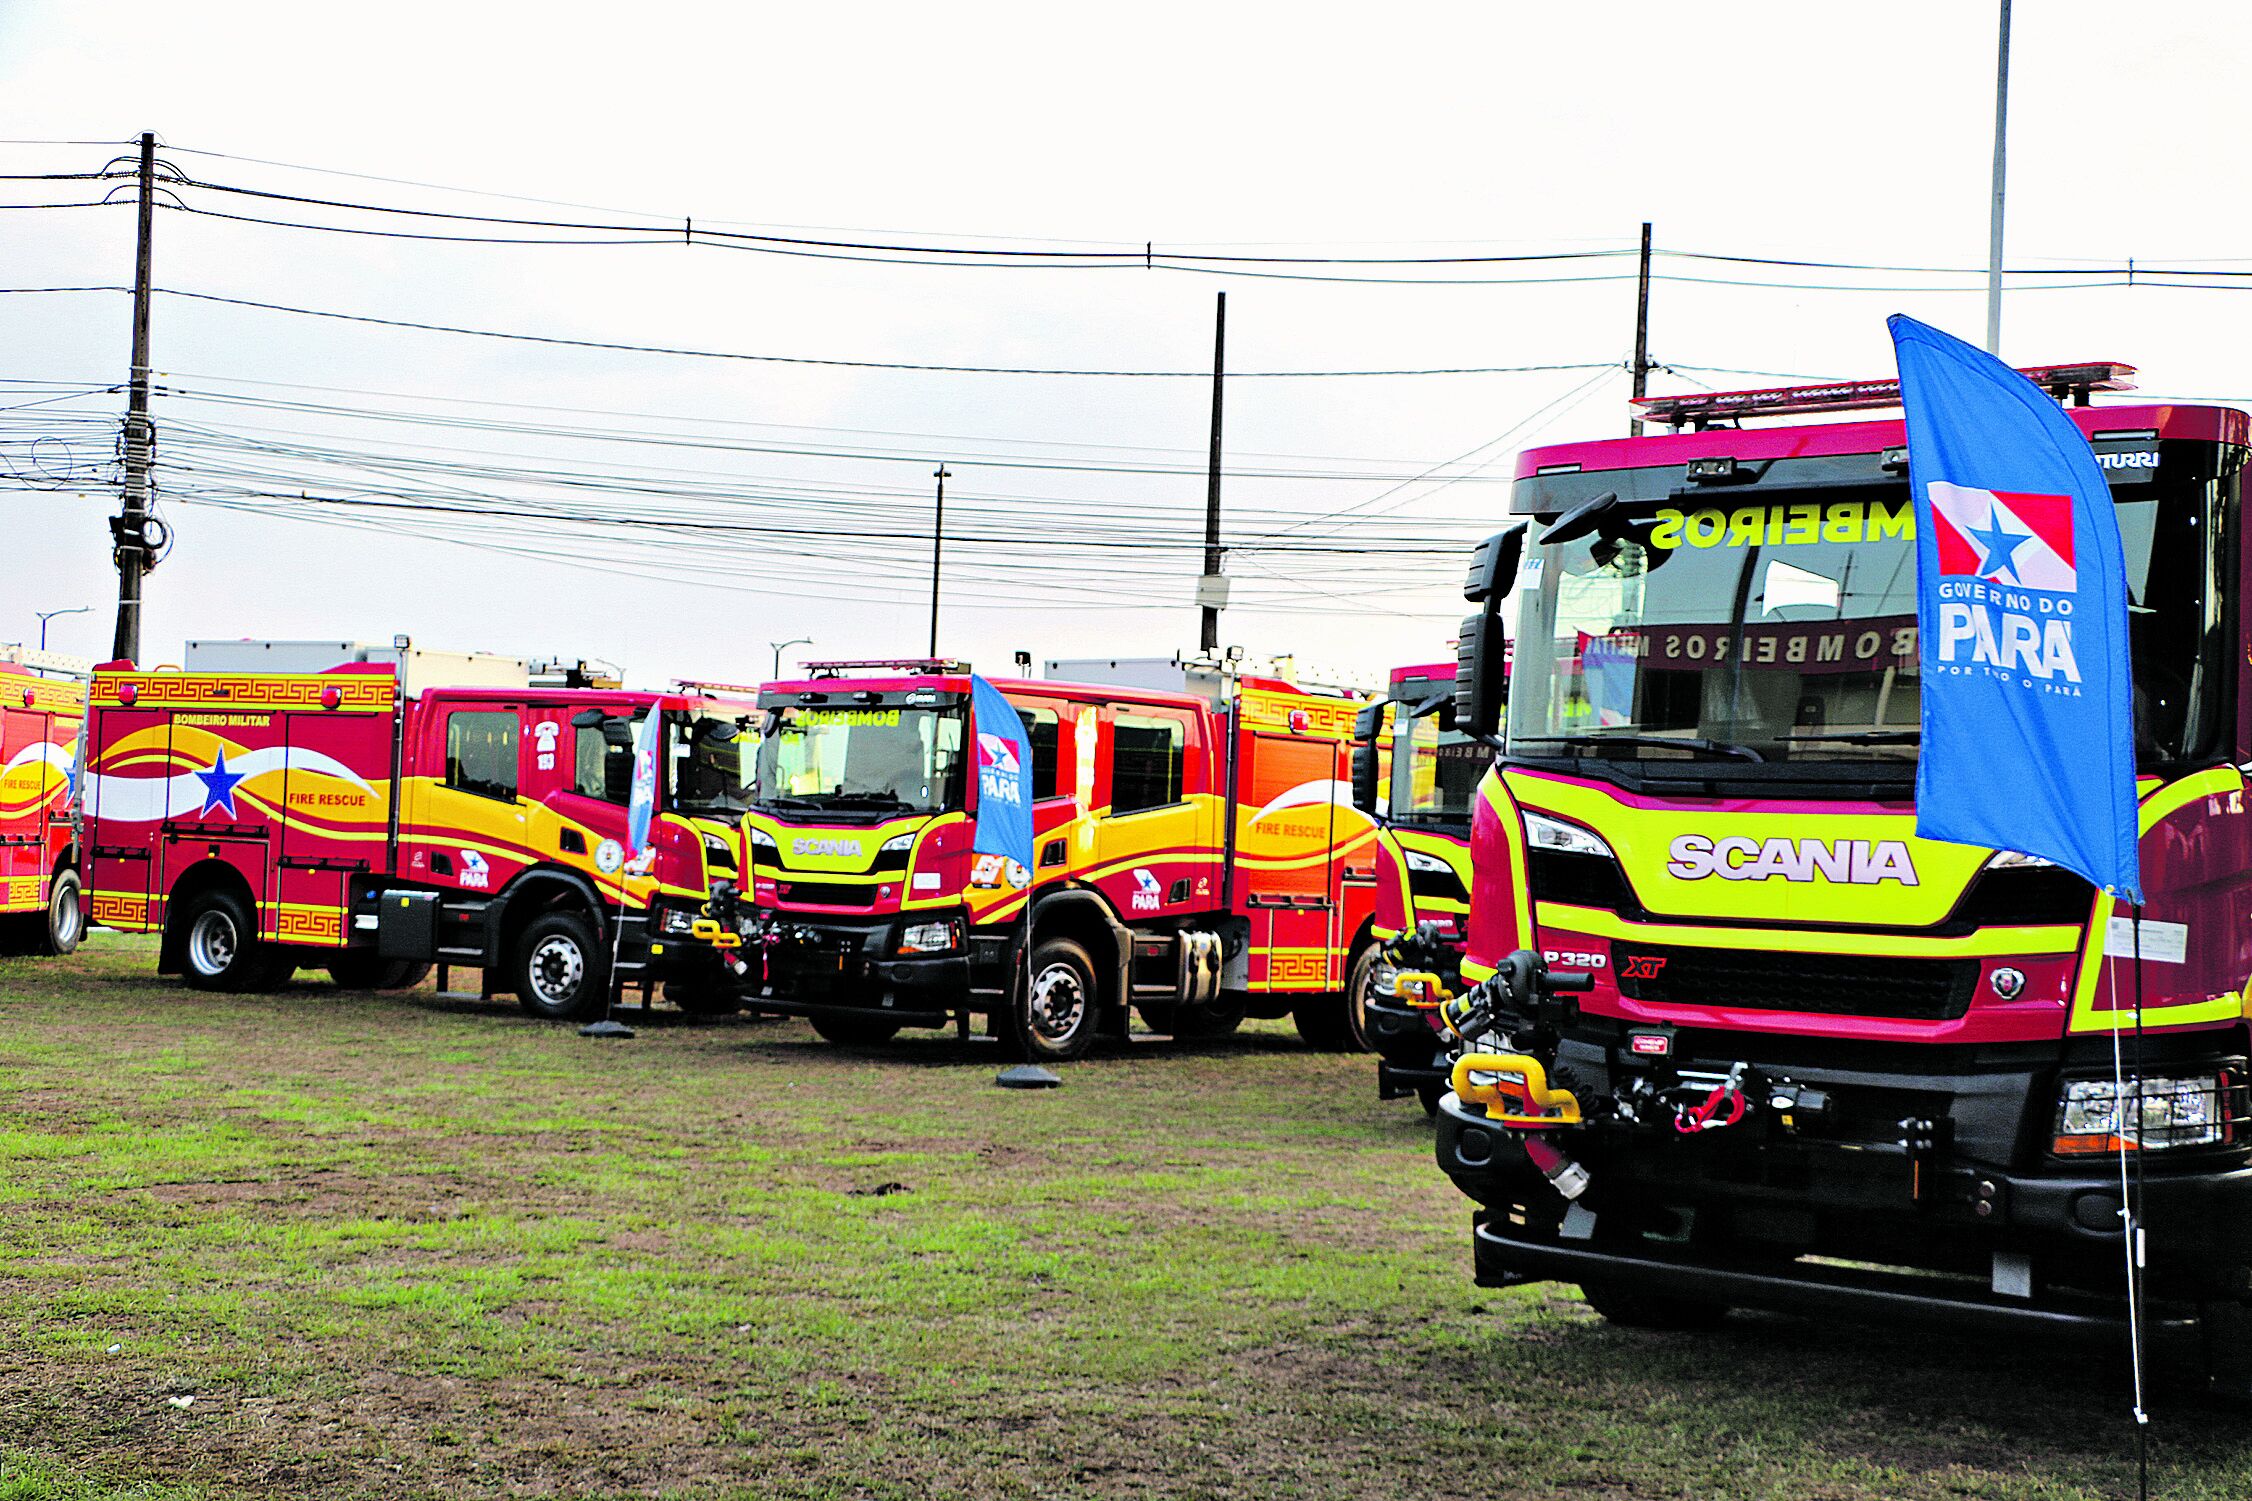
[740,657,1383,1059]
[0,648,87,957]
[80,639,754,1016]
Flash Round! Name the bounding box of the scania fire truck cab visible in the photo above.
[1433,367,2252,1386]
[0,649,87,957]
[81,640,756,1018]
[1352,661,1482,1111]
[743,658,1380,1060]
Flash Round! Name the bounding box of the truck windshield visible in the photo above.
[1388,690,1483,828]
[753,705,967,817]
[1509,459,2231,770]
[667,710,755,818]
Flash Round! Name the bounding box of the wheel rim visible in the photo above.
[529,934,585,1007]
[1028,961,1087,1043]
[51,884,82,947]
[187,909,237,976]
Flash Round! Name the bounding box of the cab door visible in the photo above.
[1090,705,1209,926]
[405,701,529,898]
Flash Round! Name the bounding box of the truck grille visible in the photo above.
[775,881,881,908]
[1612,944,1977,1021]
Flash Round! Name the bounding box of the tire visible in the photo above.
[1292,989,1360,1052]
[668,978,742,1018]
[1578,1279,1730,1331]
[1137,1000,1243,1040]
[1015,937,1101,1061]
[1415,1082,1443,1118]
[327,954,432,991]
[512,910,610,1021]
[808,1012,902,1046]
[41,870,84,956]
[1344,939,1380,1052]
[178,889,272,992]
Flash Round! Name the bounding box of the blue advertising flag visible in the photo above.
[968,674,1035,876]
[625,709,661,860]
[1889,315,2141,902]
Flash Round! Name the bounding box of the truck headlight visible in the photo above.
[658,907,697,935]
[1403,848,1453,874]
[880,832,915,854]
[897,919,962,956]
[1523,811,1614,860]
[1987,849,2055,870]
[1371,960,1400,998]
[2053,1070,2243,1154]
[747,827,777,848]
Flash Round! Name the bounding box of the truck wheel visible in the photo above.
[1415,1082,1443,1118]
[1578,1279,1729,1331]
[41,870,84,956]
[1292,991,1359,1052]
[809,1012,902,1046]
[668,978,742,1018]
[327,954,431,991]
[179,890,272,992]
[513,910,610,1021]
[1138,999,1243,1040]
[1017,937,1101,1061]
[1344,939,1380,1051]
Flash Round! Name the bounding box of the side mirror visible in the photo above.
[1457,529,1522,744]
[1456,609,1508,743]
[1463,524,1527,604]
[759,709,783,738]
[698,719,739,744]
[1349,701,1385,815]
[569,708,608,729]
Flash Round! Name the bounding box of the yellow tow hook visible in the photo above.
[1450,1051,1582,1129]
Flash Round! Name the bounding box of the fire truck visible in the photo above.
[740,657,1381,1059]
[79,639,755,1016]
[1432,366,2252,1388]
[1350,661,1482,1112]
[0,648,87,957]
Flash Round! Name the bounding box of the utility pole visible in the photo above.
[928,465,950,657]
[1629,222,1653,438]
[1985,0,2012,355]
[1198,292,1226,654]
[111,130,158,664]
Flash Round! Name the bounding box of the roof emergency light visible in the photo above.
[1632,361,2137,429]
[802,658,971,678]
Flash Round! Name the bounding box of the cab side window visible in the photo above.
[1023,706,1061,801]
[446,711,519,801]
[1111,712,1185,813]
[574,718,636,804]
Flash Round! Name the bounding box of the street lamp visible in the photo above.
[35,606,91,652]
[770,637,811,677]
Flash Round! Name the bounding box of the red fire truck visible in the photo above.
[0,650,87,957]
[1431,365,2252,1390]
[741,657,1381,1059]
[1351,662,1481,1111]
[80,639,755,1015]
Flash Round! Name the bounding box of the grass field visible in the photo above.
[0,934,2242,1499]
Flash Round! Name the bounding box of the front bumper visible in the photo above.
[1436,1077,2252,1305]
[1366,994,1449,1092]
[757,911,981,1020]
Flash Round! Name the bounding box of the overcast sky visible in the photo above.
[4,2,2249,690]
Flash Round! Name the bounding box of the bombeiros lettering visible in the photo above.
[1666,833,1919,886]
[1646,499,1915,551]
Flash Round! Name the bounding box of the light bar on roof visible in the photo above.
[802,658,971,677]
[1633,362,2137,427]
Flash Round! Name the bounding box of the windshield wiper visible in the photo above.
[1781,730,1919,746]
[813,790,917,809]
[1518,732,1767,763]
[757,794,828,812]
